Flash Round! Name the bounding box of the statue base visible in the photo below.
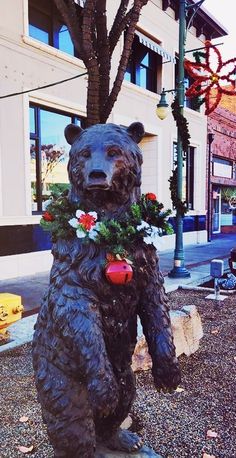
[96,444,163,458]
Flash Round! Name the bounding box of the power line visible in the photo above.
[0,71,88,100]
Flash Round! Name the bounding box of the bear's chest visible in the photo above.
[99,288,138,325]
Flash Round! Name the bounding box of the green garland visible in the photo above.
[169,96,190,216]
[168,169,188,217]
[40,192,174,257]
[171,96,190,154]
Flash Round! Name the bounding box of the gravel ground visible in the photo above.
[0,288,235,458]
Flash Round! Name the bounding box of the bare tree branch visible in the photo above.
[53,0,84,59]
[103,0,149,122]
[95,1,111,119]
[109,0,130,55]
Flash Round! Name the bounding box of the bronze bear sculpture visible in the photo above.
[32,122,181,457]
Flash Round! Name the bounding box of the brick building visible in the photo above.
[207,100,236,236]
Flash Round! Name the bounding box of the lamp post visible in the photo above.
[157,0,206,277]
[157,0,190,278]
[207,133,215,242]
[169,0,191,278]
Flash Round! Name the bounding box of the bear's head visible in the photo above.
[65,122,145,216]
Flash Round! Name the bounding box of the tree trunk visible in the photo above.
[52,0,150,126]
[95,1,111,123]
[82,0,100,126]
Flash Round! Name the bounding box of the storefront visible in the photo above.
[212,185,236,234]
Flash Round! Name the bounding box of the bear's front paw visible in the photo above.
[88,375,119,417]
[153,362,181,393]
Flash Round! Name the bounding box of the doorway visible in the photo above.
[212,189,221,233]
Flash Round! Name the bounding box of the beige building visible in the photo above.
[0,0,227,279]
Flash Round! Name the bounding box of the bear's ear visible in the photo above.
[127,122,145,144]
[64,124,83,145]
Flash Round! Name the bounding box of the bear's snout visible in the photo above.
[87,168,109,190]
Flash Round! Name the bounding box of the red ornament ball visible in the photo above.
[105,260,133,285]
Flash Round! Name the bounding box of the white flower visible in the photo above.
[87,211,97,220]
[137,220,150,231]
[75,209,85,219]
[143,225,162,249]
[69,210,98,238]
[150,225,160,236]
[76,228,87,238]
[43,199,52,210]
[143,235,153,245]
[69,217,79,229]
[88,222,102,240]
[75,209,98,221]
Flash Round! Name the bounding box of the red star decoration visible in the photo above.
[184,41,236,114]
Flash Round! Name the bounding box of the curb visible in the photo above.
[0,314,37,353]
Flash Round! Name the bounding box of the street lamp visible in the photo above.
[156,89,169,120]
[156,0,205,278]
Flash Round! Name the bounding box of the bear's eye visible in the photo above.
[71,164,80,174]
[107,149,121,158]
[80,150,91,158]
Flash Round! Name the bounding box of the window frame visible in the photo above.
[124,35,162,93]
[175,56,199,111]
[173,142,195,210]
[212,156,233,179]
[30,103,84,214]
[28,0,80,57]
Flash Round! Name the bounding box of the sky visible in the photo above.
[203,0,236,61]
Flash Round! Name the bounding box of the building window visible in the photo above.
[30,104,83,213]
[175,57,198,111]
[173,143,195,209]
[28,0,79,57]
[213,157,233,178]
[124,35,162,93]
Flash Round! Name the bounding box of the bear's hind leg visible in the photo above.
[35,361,96,458]
[95,367,142,452]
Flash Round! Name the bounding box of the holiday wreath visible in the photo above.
[40,192,173,261]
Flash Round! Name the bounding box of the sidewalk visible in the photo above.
[0,233,235,352]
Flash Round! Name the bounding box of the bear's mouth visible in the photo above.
[86,182,110,191]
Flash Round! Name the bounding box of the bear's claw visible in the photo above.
[104,428,143,452]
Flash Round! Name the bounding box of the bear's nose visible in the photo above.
[89,169,107,180]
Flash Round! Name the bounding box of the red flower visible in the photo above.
[146,193,157,201]
[43,211,54,222]
[184,41,236,115]
[79,213,96,231]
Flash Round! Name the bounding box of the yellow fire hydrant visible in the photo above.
[0,293,24,344]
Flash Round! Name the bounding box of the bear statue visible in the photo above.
[32,122,181,458]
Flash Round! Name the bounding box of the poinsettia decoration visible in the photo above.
[184,40,236,114]
[69,210,98,239]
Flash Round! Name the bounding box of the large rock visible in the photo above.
[96,445,163,457]
[132,305,203,372]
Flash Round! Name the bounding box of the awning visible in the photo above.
[136,31,176,63]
